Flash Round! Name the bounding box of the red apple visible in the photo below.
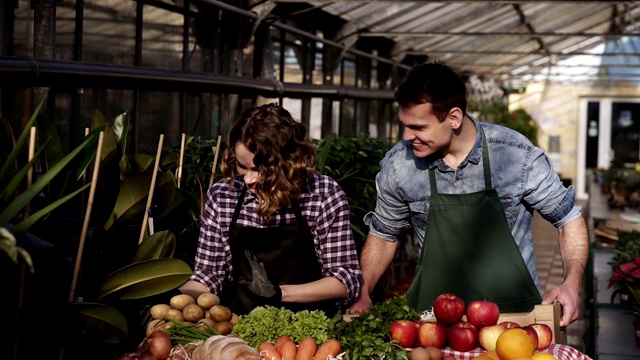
[389,320,419,348]
[466,300,500,327]
[447,321,478,352]
[522,325,539,350]
[529,323,553,350]
[498,321,520,329]
[417,321,447,349]
[478,324,506,351]
[433,293,465,325]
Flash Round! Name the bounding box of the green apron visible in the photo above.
[406,129,542,313]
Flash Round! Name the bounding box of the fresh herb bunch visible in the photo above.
[158,318,219,345]
[232,306,331,348]
[330,295,420,360]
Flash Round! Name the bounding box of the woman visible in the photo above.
[180,103,362,315]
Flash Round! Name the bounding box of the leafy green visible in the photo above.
[232,306,331,348]
[330,295,420,360]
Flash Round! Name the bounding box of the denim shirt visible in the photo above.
[364,115,582,290]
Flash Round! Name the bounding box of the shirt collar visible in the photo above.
[426,114,483,171]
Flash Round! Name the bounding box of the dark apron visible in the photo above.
[227,185,337,316]
[406,129,542,313]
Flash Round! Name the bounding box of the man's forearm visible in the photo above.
[359,234,399,294]
[558,217,589,289]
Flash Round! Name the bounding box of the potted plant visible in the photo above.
[1,104,198,360]
[608,256,640,347]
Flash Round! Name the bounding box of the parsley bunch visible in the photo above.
[330,295,421,360]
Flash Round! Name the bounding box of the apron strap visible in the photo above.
[231,185,248,224]
[480,127,492,189]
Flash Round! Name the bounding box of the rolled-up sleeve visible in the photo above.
[190,191,230,293]
[315,183,362,302]
[364,155,413,242]
[524,150,582,228]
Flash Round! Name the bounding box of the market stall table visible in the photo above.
[440,344,592,360]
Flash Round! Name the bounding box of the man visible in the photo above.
[348,63,588,327]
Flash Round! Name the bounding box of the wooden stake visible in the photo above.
[14,126,37,360]
[139,134,165,244]
[69,131,105,302]
[209,135,223,187]
[24,127,37,216]
[81,127,90,217]
[176,133,186,188]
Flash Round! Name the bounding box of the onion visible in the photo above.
[146,330,172,359]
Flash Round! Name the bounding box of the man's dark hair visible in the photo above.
[395,62,468,122]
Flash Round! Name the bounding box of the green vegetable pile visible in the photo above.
[232,306,331,347]
[330,295,420,360]
[160,318,219,345]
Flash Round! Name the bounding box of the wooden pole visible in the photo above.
[14,127,37,360]
[176,133,186,188]
[139,134,165,244]
[208,135,223,188]
[68,131,105,302]
[24,127,37,216]
[80,128,90,217]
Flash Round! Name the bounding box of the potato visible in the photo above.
[183,303,205,322]
[165,308,185,322]
[170,294,195,310]
[209,305,232,322]
[213,321,233,335]
[146,319,163,336]
[149,304,171,320]
[197,293,220,309]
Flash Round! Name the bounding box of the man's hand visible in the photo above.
[541,282,580,327]
[347,292,373,314]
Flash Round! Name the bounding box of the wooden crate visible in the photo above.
[496,302,566,344]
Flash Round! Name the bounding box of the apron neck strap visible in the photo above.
[231,185,248,223]
[231,184,307,228]
[481,127,492,189]
[429,125,492,193]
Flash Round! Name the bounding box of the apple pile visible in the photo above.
[388,292,554,354]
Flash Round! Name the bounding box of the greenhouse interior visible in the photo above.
[2,1,640,360]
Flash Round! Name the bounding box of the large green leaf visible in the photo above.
[0,131,99,226]
[97,258,192,300]
[0,100,45,186]
[133,230,176,262]
[111,111,129,155]
[37,114,66,173]
[68,302,128,343]
[10,183,91,240]
[103,170,176,231]
[128,154,154,174]
[0,144,48,205]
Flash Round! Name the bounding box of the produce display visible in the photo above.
[118,292,582,360]
[392,292,558,360]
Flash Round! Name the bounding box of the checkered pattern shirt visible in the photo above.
[190,172,362,302]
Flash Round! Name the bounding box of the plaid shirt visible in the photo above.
[190,172,362,302]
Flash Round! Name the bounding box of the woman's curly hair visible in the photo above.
[221,103,317,221]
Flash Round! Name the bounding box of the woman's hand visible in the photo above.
[347,292,372,314]
[179,280,211,300]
